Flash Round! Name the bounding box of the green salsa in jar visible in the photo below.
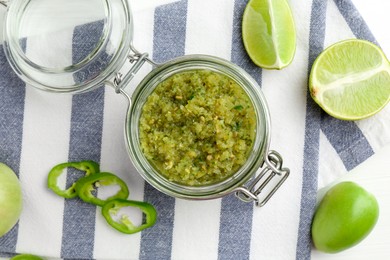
[139,69,256,186]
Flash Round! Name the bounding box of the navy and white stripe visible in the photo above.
[296,1,329,258]
[297,0,378,259]
[61,21,106,259]
[0,40,26,257]
[218,1,259,259]
[334,0,377,45]
[140,1,188,260]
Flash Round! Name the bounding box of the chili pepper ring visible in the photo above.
[47,160,100,199]
[75,172,130,206]
[102,199,157,234]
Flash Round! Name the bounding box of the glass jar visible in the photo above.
[2,0,132,93]
[1,0,289,206]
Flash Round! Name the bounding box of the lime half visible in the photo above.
[309,39,390,120]
[242,0,296,70]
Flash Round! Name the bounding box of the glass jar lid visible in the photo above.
[3,0,132,93]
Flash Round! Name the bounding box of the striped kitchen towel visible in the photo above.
[1,0,389,259]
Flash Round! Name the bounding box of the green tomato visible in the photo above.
[11,254,43,260]
[311,181,379,253]
[0,163,23,237]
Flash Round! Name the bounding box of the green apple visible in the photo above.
[0,163,23,237]
[311,181,379,253]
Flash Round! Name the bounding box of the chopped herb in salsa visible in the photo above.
[139,69,256,186]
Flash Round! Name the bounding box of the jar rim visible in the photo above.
[125,55,271,200]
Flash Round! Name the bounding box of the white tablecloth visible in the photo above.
[0,0,389,259]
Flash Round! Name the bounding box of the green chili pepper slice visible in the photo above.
[102,199,157,234]
[10,254,44,260]
[47,160,100,199]
[75,172,129,206]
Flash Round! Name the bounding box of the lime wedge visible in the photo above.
[242,0,296,70]
[309,39,390,120]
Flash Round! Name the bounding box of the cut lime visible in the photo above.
[242,0,296,70]
[309,39,390,120]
